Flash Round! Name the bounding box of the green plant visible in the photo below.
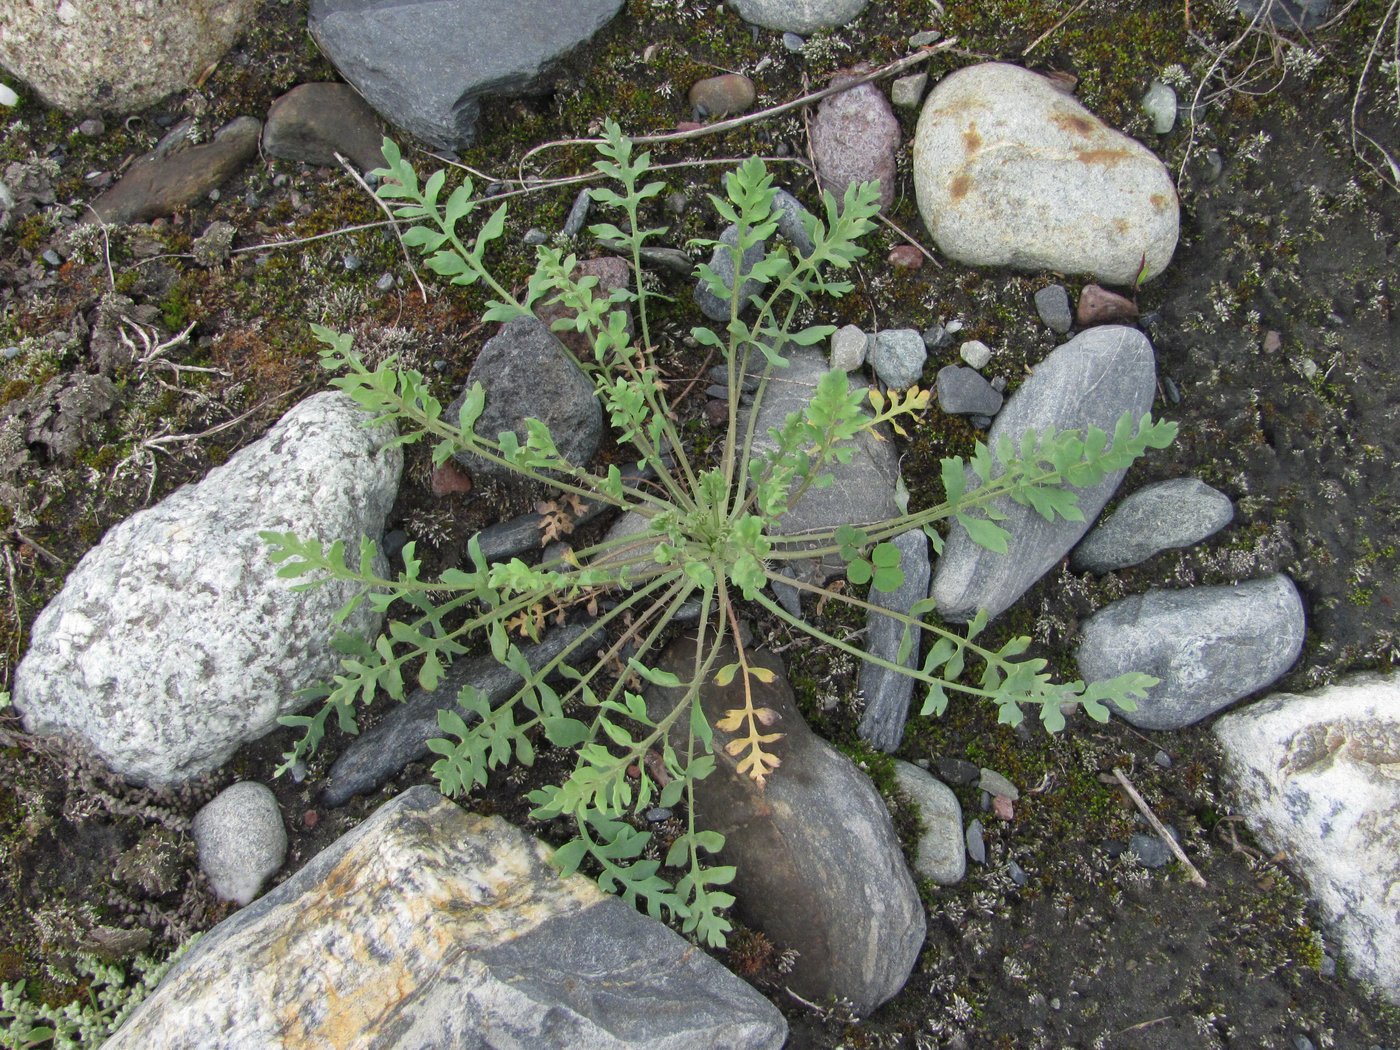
[262,125,1176,946]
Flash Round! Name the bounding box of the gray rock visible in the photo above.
[890,72,929,110]
[965,819,986,864]
[309,0,625,149]
[262,83,385,173]
[90,116,262,224]
[0,0,257,114]
[694,223,766,322]
[323,626,589,806]
[931,326,1158,622]
[829,324,868,371]
[959,339,993,370]
[1071,477,1235,574]
[646,637,924,1016]
[782,32,805,52]
[811,71,901,211]
[1142,80,1178,135]
[979,768,1019,801]
[922,322,954,350]
[1215,674,1400,1006]
[1237,0,1332,30]
[561,187,592,237]
[192,783,287,906]
[936,756,980,786]
[1077,574,1306,730]
[913,63,1179,285]
[892,761,966,885]
[909,29,942,47]
[772,577,802,617]
[12,393,400,786]
[870,329,927,388]
[726,0,869,34]
[107,787,788,1049]
[771,188,815,256]
[858,530,932,751]
[1128,830,1173,869]
[748,349,900,580]
[936,365,1003,417]
[1033,284,1073,334]
[447,316,602,490]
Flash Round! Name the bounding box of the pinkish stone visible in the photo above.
[431,462,474,496]
[810,68,901,211]
[887,245,924,269]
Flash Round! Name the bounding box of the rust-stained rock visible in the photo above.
[646,636,925,1016]
[106,786,788,1049]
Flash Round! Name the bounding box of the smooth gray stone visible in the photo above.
[322,625,589,807]
[694,223,766,322]
[1129,830,1174,868]
[1071,477,1234,573]
[748,349,900,581]
[561,187,592,237]
[646,637,924,1016]
[858,530,932,752]
[892,761,966,885]
[936,364,1003,416]
[931,326,1157,622]
[192,783,287,906]
[447,316,602,490]
[309,0,625,149]
[262,83,385,172]
[771,578,802,617]
[1077,574,1306,730]
[829,324,868,371]
[965,819,986,864]
[108,787,788,1049]
[870,329,927,388]
[1033,284,1073,334]
[978,767,1019,800]
[726,0,869,34]
[772,188,815,256]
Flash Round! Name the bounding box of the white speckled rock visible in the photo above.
[892,761,966,885]
[1215,674,1400,1005]
[12,392,401,786]
[0,0,259,114]
[192,782,287,907]
[913,63,1179,284]
[726,0,869,34]
[107,787,788,1048]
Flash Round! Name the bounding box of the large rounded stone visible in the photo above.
[726,0,869,34]
[1077,574,1306,730]
[913,63,1179,284]
[810,71,900,211]
[12,393,401,786]
[930,326,1158,622]
[0,0,258,114]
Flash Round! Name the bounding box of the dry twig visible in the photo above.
[1112,766,1207,887]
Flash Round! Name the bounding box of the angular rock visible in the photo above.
[930,326,1157,622]
[535,255,633,357]
[892,761,966,885]
[1214,674,1400,1005]
[1077,574,1306,730]
[829,324,868,371]
[1034,284,1073,334]
[90,116,262,224]
[811,70,901,211]
[1071,477,1234,574]
[1076,283,1139,327]
[0,0,257,114]
[748,349,900,579]
[107,787,788,1049]
[936,365,1003,417]
[647,637,924,1015]
[725,0,869,34]
[322,626,588,807]
[689,73,756,120]
[261,82,385,173]
[12,393,400,786]
[858,530,932,751]
[694,223,766,322]
[913,63,1179,284]
[309,0,624,149]
[870,329,927,388]
[447,316,602,490]
[192,783,287,907]
[959,339,993,370]
[890,72,929,110]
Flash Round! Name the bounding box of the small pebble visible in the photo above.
[908,29,942,47]
[1142,80,1178,135]
[431,462,474,496]
[1202,150,1224,182]
[945,318,964,334]
[1007,859,1027,886]
[965,819,986,864]
[1076,284,1139,326]
[921,323,953,351]
[302,810,319,829]
[991,795,1015,821]
[1128,830,1174,869]
[990,375,1007,393]
[887,244,924,269]
[979,767,1020,800]
[1262,330,1282,353]
[561,188,592,237]
[207,188,221,202]
[287,761,307,783]
[1033,284,1073,334]
[1293,1037,1316,1050]
[688,73,756,120]
[890,72,929,110]
[523,227,548,246]
[77,118,105,137]
[1153,750,1172,768]
[1320,955,1336,977]
[666,191,689,216]
[273,172,289,188]
[41,249,61,266]
[645,807,672,823]
[382,529,410,561]
[375,272,395,292]
[782,32,805,51]
[936,757,980,785]
[829,324,868,371]
[704,399,728,425]
[1161,375,1181,403]
[1,346,19,360]
[967,414,993,429]
[959,339,992,370]
[342,254,361,271]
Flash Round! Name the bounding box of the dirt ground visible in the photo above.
[0,0,1397,1045]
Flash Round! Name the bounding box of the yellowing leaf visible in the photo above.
[753,706,779,726]
[724,737,749,756]
[748,666,776,684]
[715,709,746,733]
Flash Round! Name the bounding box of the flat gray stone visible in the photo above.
[913,63,1179,284]
[936,364,1003,416]
[647,638,924,1016]
[858,530,932,752]
[771,188,815,256]
[1077,574,1306,730]
[892,761,966,885]
[890,72,929,110]
[309,0,625,149]
[447,316,602,491]
[1215,674,1400,1006]
[262,82,385,172]
[1033,284,1073,334]
[870,329,927,388]
[192,783,287,907]
[1071,477,1234,574]
[107,787,788,1049]
[726,0,869,34]
[1142,80,1178,135]
[694,223,766,322]
[13,393,400,786]
[930,326,1157,622]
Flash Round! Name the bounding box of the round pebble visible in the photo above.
[688,73,756,120]
[77,118,105,137]
[192,782,288,906]
[782,31,805,51]
[375,272,396,292]
[959,339,993,370]
[41,249,61,266]
[1,346,19,360]
[342,253,361,271]
[523,227,548,246]
[887,244,924,269]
